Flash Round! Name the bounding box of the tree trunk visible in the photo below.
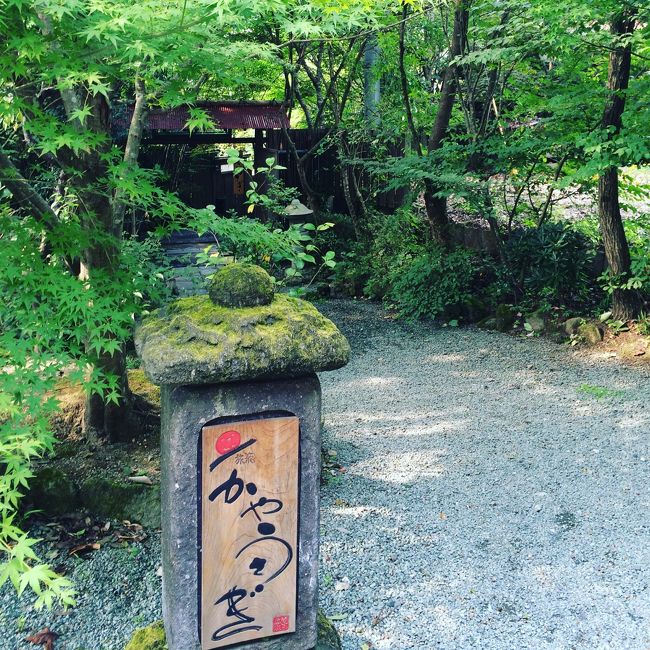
[599,169,641,319]
[598,9,641,320]
[340,159,360,238]
[0,151,59,230]
[363,35,381,129]
[74,94,132,443]
[80,183,131,443]
[113,75,147,235]
[84,348,129,441]
[423,0,470,246]
[296,155,320,212]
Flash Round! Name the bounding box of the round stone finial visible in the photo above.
[209,263,275,308]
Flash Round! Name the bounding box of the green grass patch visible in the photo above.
[577,384,625,400]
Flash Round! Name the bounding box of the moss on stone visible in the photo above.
[125,621,167,650]
[564,317,585,336]
[208,263,274,308]
[317,610,342,650]
[79,476,160,528]
[128,368,161,408]
[135,293,350,386]
[28,467,80,516]
[578,322,604,345]
[477,317,498,330]
[125,614,339,650]
[525,311,546,332]
[495,303,517,332]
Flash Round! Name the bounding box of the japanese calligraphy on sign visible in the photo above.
[200,416,299,649]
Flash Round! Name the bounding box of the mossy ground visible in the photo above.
[28,369,162,522]
[47,369,160,481]
[125,621,168,650]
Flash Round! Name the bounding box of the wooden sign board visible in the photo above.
[232,168,245,196]
[200,416,299,649]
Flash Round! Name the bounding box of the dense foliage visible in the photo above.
[0,0,648,607]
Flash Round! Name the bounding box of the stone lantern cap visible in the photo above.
[284,198,313,218]
[135,263,350,386]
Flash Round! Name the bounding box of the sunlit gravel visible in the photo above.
[1,299,648,650]
[318,300,650,650]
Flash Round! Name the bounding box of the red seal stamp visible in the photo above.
[215,430,241,455]
[272,615,290,633]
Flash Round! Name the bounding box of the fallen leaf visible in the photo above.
[69,542,100,556]
[26,627,58,649]
[127,475,153,485]
[439,512,447,520]
[334,577,350,591]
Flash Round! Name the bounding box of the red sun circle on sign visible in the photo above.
[215,430,241,455]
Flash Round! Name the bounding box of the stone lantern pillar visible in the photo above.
[135,264,350,650]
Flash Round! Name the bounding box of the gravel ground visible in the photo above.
[0,532,161,649]
[1,299,649,650]
[317,300,650,650]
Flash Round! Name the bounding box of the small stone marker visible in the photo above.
[136,264,350,650]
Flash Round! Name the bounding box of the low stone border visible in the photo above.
[27,468,161,528]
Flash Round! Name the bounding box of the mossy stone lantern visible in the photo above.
[283,199,313,223]
[136,264,350,650]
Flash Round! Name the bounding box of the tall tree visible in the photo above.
[0,0,294,440]
[395,0,470,245]
[598,6,642,320]
[422,0,470,245]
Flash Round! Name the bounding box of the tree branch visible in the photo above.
[112,74,147,235]
[0,151,59,230]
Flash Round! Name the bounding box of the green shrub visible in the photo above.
[627,216,650,297]
[120,234,174,312]
[504,222,599,311]
[384,246,478,320]
[312,212,358,255]
[332,207,427,298]
[579,214,649,304]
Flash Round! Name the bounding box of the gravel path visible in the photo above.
[0,532,161,650]
[1,299,648,649]
[317,300,650,650]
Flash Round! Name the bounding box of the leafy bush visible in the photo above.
[571,215,649,308]
[624,216,650,297]
[332,207,428,298]
[384,246,478,320]
[120,234,174,312]
[311,212,357,257]
[332,207,482,318]
[504,222,599,311]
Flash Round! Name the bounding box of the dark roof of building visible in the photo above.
[115,101,289,134]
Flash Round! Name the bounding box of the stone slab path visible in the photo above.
[318,300,650,650]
